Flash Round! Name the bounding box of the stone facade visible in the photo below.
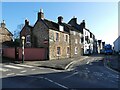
[0,20,13,43]
[20,9,83,60]
[70,30,82,58]
[68,18,97,55]
[32,20,49,48]
[49,29,70,60]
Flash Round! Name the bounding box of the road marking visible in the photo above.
[44,77,68,89]
[65,56,88,70]
[20,70,27,73]
[15,64,34,68]
[7,73,15,76]
[0,67,10,72]
[86,61,90,64]
[4,65,24,69]
[16,74,24,76]
[62,72,78,79]
[26,76,68,89]
[31,69,36,71]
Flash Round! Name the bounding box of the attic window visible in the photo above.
[59,25,64,32]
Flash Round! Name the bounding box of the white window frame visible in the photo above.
[75,39,78,44]
[79,38,81,44]
[56,32,59,41]
[73,31,76,35]
[75,47,78,54]
[26,35,31,43]
[64,34,69,42]
[67,47,70,55]
[57,47,61,56]
[59,25,64,32]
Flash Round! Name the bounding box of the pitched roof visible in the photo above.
[43,19,59,31]
[43,19,70,33]
[0,27,13,36]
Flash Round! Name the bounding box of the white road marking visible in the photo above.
[4,65,24,69]
[86,61,90,64]
[20,70,27,73]
[15,64,34,68]
[65,56,88,70]
[16,74,24,76]
[31,69,36,71]
[44,77,68,89]
[7,73,15,76]
[0,67,10,72]
[26,76,69,89]
[62,72,79,79]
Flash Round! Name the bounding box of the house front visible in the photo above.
[20,9,71,60]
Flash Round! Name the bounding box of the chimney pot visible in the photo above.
[25,19,29,25]
[1,20,6,28]
[38,8,44,20]
[58,16,63,24]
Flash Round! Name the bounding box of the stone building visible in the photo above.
[63,23,83,58]
[20,9,71,60]
[0,20,13,44]
[68,18,97,55]
[0,20,13,55]
[20,9,84,60]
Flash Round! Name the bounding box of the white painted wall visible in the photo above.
[114,36,120,52]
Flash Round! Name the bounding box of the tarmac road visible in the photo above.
[1,56,119,89]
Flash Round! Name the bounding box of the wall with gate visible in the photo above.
[3,48,46,60]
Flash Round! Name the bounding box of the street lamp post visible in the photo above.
[22,36,25,63]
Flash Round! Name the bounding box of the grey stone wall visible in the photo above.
[70,31,82,58]
[32,20,49,48]
[49,29,70,60]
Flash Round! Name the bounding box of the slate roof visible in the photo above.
[43,19,59,31]
[43,19,70,33]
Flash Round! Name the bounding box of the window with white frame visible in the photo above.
[56,33,59,41]
[73,31,76,35]
[75,47,77,54]
[75,39,78,44]
[67,47,70,55]
[64,35,69,42]
[79,38,81,44]
[26,35,31,43]
[57,47,61,56]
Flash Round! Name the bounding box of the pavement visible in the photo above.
[24,56,89,70]
[105,55,120,72]
[2,54,119,72]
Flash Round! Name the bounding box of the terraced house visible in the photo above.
[20,9,94,60]
[21,9,72,60]
[68,18,97,55]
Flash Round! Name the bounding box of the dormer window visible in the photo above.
[59,25,64,32]
[26,35,31,43]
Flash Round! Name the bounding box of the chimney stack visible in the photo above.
[72,16,77,25]
[25,19,29,25]
[38,8,44,20]
[58,16,63,24]
[80,20,85,28]
[102,42,105,48]
[1,20,6,28]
